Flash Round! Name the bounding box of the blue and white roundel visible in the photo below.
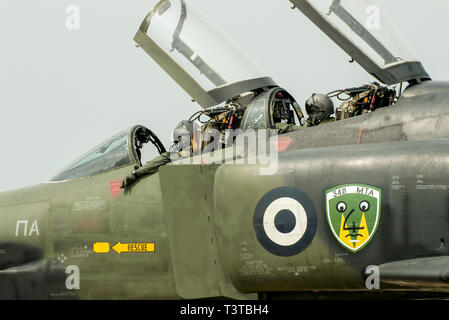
[253,187,317,257]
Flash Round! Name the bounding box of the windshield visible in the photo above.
[135,0,276,107]
[243,100,268,130]
[51,130,131,181]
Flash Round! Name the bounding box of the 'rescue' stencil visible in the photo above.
[253,187,317,257]
[326,184,382,253]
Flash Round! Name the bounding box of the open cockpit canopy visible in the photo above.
[134,0,277,108]
[290,0,430,84]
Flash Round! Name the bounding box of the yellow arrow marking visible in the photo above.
[112,242,155,254]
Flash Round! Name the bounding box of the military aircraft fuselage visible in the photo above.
[2,80,449,299]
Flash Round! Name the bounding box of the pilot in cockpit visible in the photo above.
[304,93,335,127]
[269,91,304,134]
[120,120,194,189]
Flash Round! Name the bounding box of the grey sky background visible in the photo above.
[1,0,449,192]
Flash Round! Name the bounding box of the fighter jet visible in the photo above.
[1,0,449,300]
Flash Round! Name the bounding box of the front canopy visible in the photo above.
[134,0,276,108]
[50,126,165,182]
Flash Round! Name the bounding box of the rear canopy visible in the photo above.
[290,0,431,84]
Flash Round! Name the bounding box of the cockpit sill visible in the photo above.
[41,80,449,185]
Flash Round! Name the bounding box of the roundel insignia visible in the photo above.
[253,187,317,257]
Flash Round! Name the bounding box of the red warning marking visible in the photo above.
[73,217,104,232]
[274,137,293,152]
[357,126,366,144]
[109,181,122,198]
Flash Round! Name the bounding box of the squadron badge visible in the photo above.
[325,184,382,253]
